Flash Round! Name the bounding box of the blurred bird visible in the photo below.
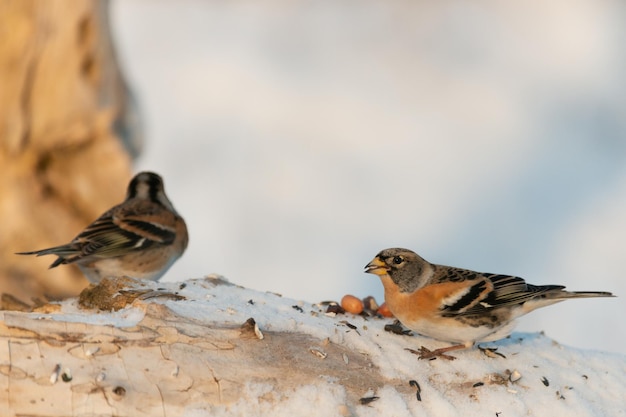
[365,248,614,359]
[17,172,188,283]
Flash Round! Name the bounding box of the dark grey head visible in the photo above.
[126,171,177,213]
[365,248,431,292]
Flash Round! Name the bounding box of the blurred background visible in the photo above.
[110,0,625,353]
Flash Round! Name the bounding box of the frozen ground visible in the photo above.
[44,277,626,417]
[110,0,626,353]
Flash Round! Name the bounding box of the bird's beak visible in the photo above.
[364,257,389,275]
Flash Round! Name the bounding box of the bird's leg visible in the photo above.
[406,342,473,360]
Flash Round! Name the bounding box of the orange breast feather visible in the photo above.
[380,276,473,322]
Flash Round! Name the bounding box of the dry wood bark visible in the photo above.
[0,0,138,303]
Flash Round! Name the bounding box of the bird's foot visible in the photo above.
[406,343,472,360]
[405,346,457,360]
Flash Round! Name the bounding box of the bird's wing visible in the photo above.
[438,276,495,315]
[440,273,565,316]
[72,203,177,259]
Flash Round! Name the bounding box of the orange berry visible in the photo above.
[341,294,364,314]
[377,302,394,318]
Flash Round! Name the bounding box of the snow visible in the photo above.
[109,0,626,354]
[41,302,146,327]
[41,277,626,416]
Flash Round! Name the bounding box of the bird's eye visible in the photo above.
[392,256,404,265]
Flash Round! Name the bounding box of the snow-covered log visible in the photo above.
[1,276,623,416]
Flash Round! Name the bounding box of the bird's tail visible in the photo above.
[16,245,79,268]
[521,287,614,314]
[549,290,615,299]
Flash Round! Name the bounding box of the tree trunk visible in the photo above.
[0,0,139,304]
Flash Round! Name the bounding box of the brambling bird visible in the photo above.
[17,172,188,283]
[365,248,614,360]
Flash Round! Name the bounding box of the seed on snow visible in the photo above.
[49,364,61,384]
[309,347,327,359]
[61,368,72,382]
[509,370,522,382]
[409,380,422,401]
[254,322,264,340]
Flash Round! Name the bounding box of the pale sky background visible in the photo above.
[110,0,626,353]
